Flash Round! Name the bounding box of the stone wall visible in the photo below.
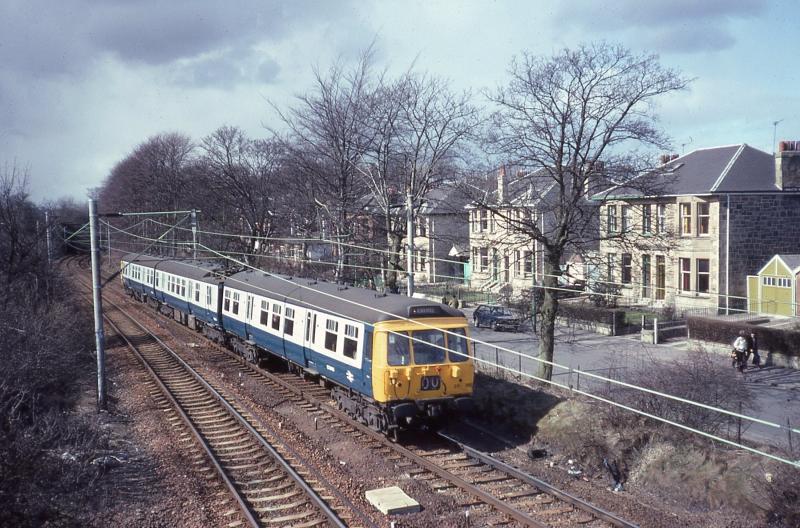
[724,194,800,302]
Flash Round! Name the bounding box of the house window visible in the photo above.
[680,203,692,235]
[696,259,710,293]
[607,205,618,233]
[679,258,691,292]
[480,247,489,272]
[656,204,666,233]
[418,250,427,272]
[642,205,652,234]
[621,205,632,233]
[607,253,616,283]
[656,256,666,300]
[272,303,282,331]
[260,300,269,326]
[324,319,339,352]
[621,254,632,284]
[642,254,651,298]
[523,251,533,277]
[343,324,358,359]
[479,210,488,231]
[417,219,427,237]
[472,247,478,268]
[697,203,710,235]
[284,307,295,336]
[224,290,231,312]
[514,250,521,276]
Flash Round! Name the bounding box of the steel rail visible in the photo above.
[437,431,640,528]
[99,296,349,528]
[98,306,261,528]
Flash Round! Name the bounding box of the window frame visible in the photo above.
[642,204,652,234]
[696,258,710,293]
[324,319,339,352]
[680,203,692,236]
[607,204,618,233]
[621,253,632,284]
[697,202,710,236]
[679,258,691,292]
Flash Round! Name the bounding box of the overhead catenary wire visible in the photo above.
[124,218,800,312]
[101,224,800,454]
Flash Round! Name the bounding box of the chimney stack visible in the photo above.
[497,164,507,203]
[775,139,800,190]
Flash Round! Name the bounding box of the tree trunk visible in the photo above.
[537,249,562,381]
[385,231,402,293]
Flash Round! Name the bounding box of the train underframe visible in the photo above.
[124,283,472,438]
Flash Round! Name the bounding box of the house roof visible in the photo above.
[777,254,800,275]
[465,167,558,208]
[419,185,470,216]
[593,144,780,199]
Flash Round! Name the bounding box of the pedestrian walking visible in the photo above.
[732,330,748,373]
[750,331,762,368]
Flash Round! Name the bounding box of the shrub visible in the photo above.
[688,316,800,357]
[558,301,625,329]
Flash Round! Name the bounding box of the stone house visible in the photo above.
[405,185,470,284]
[466,166,597,295]
[595,142,800,313]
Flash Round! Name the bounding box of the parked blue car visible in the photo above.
[472,304,523,332]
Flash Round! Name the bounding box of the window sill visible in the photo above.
[676,292,712,299]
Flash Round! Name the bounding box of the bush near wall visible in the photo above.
[557,301,625,329]
[687,316,800,358]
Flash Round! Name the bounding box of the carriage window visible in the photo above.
[284,307,295,336]
[343,324,358,359]
[180,279,186,298]
[411,329,446,364]
[324,319,338,352]
[260,300,269,326]
[194,283,200,302]
[223,290,231,312]
[155,272,159,287]
[272,304,282,331]
[206,285,212,306]
[232,292,240,314]
[387,332,410,366]
[447,328,470,363]
[245,296,254,320]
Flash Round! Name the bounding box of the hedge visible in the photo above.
[557,302,625,329]
[687,316,800,358]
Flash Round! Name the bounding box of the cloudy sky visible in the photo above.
[1,0,798,203]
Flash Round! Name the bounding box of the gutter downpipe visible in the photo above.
[725,194,730,315]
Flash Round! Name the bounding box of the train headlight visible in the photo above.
[451,366,461,378]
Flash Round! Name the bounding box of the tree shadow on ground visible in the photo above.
[467,371,563,449]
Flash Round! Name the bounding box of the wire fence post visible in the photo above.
[88,197,106,411]
[788,417,794,456]
[518,350,522,380]
[576,364,581,391]
[495,347,499,376]
[654,318,659,345]
[737,401,742,445]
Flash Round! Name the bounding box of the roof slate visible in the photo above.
[777,254,800,274]
[594,144,780,199]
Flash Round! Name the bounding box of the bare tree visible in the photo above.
[100,132,195,214]
[199,126,285,256]
[358,72,478,290]
[273,50,376,280]
[481,43,688,381]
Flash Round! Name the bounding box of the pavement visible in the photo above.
[460,307,800,452]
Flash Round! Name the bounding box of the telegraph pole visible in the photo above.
[406,189,415,297]
[107,220,111,265]
[191,208,198,259]
[44,210,52,267]
[88,198,106,410]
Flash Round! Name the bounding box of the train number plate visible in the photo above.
[420,375,441,391]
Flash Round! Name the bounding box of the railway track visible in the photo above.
[73,255,640,528]
[71,261,372,528]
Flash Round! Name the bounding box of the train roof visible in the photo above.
[227,269,465,323]
[121,253,224,283]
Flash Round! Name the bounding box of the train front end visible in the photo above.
[371,311,474,429]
